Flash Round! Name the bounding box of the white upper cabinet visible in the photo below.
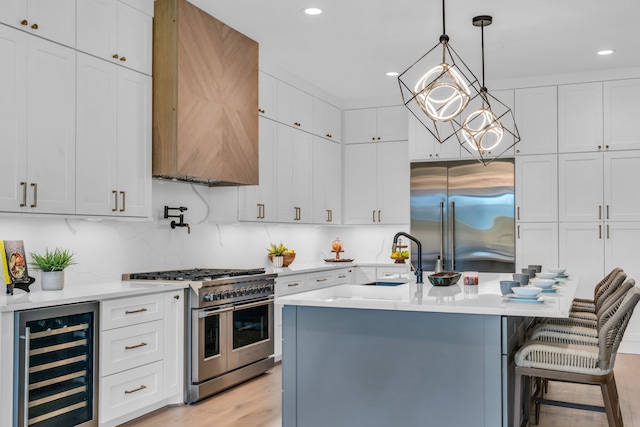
[558,82,603,153]
[344,106,408,144]
[275,124,313,223]
[276,80,313,132]
[312,98,342,142]
[0,0,76,48]
[258,71,277,120]
[77,0,153,75]
[514,86,558,155]
[604,79,640,151]
[312,137,341,224]
[603,151,640,222]
[558,152,603,222]
[408,115,459,161]
[76,53,151,217]
[515,154,558,222]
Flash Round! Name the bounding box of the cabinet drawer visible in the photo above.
[335,268,353,285]
[102,293,164,329]
[306,271,336,290]
[101,320,164,376]
[99,360,164,423]
[277,274,307,296]
[377,266,410,280]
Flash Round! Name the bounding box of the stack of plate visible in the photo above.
[504,286,546,304]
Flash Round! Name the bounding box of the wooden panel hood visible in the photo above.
[153,0,259,185]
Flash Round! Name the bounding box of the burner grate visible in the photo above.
[128,268,266,281]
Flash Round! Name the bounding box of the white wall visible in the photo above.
[0,180,408,289]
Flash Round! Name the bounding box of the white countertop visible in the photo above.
[276,273,579,318]
[1,281,188,313]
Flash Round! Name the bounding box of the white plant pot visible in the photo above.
[272,256,284,268]
[41,271,65,291]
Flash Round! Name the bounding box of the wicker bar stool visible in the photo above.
[572,267,624,312]
[513,287,640,427]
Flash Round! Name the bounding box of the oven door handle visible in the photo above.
[199,306,234,318]
[234,298,273,310]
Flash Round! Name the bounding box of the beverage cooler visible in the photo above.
[14,302,99,427]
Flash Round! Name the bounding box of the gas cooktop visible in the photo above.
[124,268,266,282]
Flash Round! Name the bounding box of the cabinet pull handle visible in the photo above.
[598,205,602,220]
[30,183,37,208]
[606,205,609,220]
[112,190,118,212]
[20,182,27,207]
[258,108,265,114]
[125,307,148,314]
[124,385,147,395]
[20,19,28,26]
[120,56,126,62]
[173,294,180,300]
[372,210,376,222]
[120,191,126,212]
[378,210,381,222]
[112,53,119,59]
[607,224,610,239]
[326,209,332,222]
[316,278,328,282]
[599,224,602,239]
[287,283,300,287]
[517,225,520,239]
[31,23,38,30]
[338,274,346,279]
[326,133,332,138]
[125,342,147,350]
[517,206,520,221]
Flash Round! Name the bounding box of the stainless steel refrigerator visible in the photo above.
[410,159,515,273]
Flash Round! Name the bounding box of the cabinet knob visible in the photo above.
[174,294,180,300]
[516,149,520,153]
[120,56,127,62]
[113,53,119,59]
[31,23,38,30]
[597,145,602,150]
[605,145,609,149]
[372,137,376,141]
[258,108,265,113]
[326,134,332,138]
[20,19,28,26]
[377,137,381,140]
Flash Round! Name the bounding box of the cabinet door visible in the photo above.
[276,125,312,223]
[559,222,605,299]
[276,81,312,132]
[558,153,603,222]
[238,117,277,221]
[258,71,277,120]
[27,0,76,47]
[604,79,640,151]
[117,67,152,217]
[26,36,76,214]
[377,106,408,142]
[76,53,118,216]
[76,0,118,63]
[163,290,185,399]
[312,137,341,224]
[604,151,640,222]
[117,1,153,75]
[344,143,377,223]
[515,155,557,222]
[558,82,603,153]
[0,26,28,212]
[0,0,25,30]
[514,86,558,155]
[312,97,342,142]
[344,108,377,143]
[408,115,460,161]
[377,140,409,224]
[516,222,558,273]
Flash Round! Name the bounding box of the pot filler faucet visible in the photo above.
[392,232,423,284]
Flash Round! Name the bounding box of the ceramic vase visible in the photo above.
[41,271,65,291]
[272,256,284,268]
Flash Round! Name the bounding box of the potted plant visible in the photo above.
[267,242,295,268]
[29,248,77,291]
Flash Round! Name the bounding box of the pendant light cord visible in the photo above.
[442,0,446,35]
[481,22,486,91]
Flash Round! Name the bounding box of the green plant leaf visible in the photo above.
[29,248,77,272]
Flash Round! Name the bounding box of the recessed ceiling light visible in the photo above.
[386,71,399,77]
[597,49,615,56]
[304,7,322,15]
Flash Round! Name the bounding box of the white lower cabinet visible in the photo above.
[99,290,184,426]
[515,222,559,273]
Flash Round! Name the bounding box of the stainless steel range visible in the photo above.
[123,268,276,403]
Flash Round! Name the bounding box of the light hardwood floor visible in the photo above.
[125,354,640,427]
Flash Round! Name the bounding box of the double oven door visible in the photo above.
[192,297,274,383]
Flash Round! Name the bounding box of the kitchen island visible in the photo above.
[278,273,579,427]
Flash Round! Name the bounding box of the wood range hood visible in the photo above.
[153,0,259,186]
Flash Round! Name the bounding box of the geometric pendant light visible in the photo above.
[398,0,482,146]
[455,15,521,165]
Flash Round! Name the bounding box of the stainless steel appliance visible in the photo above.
[14,301,99,427]
[410,159,515,272]
[122,268,276,404]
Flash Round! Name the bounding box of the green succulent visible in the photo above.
[267,242,288,256]
[29,248,77,272]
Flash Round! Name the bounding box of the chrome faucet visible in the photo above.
[392,232,423,284]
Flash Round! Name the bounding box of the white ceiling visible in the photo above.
[188,0,640,104]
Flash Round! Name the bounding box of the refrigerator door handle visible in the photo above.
[439,202,445,263]
[450,201,456,271]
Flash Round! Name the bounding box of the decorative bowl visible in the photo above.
[269,252,296,267]
[428,272,461,286]
[536,272,557,279]
[530,278,555,289]
[548,267,566,274]
[512,286,542,297]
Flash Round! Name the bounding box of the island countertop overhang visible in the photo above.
[276,272,579,318]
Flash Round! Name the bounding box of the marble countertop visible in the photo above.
[267,261,408,276]
[1,281,188,313]
[276,273,579,318]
